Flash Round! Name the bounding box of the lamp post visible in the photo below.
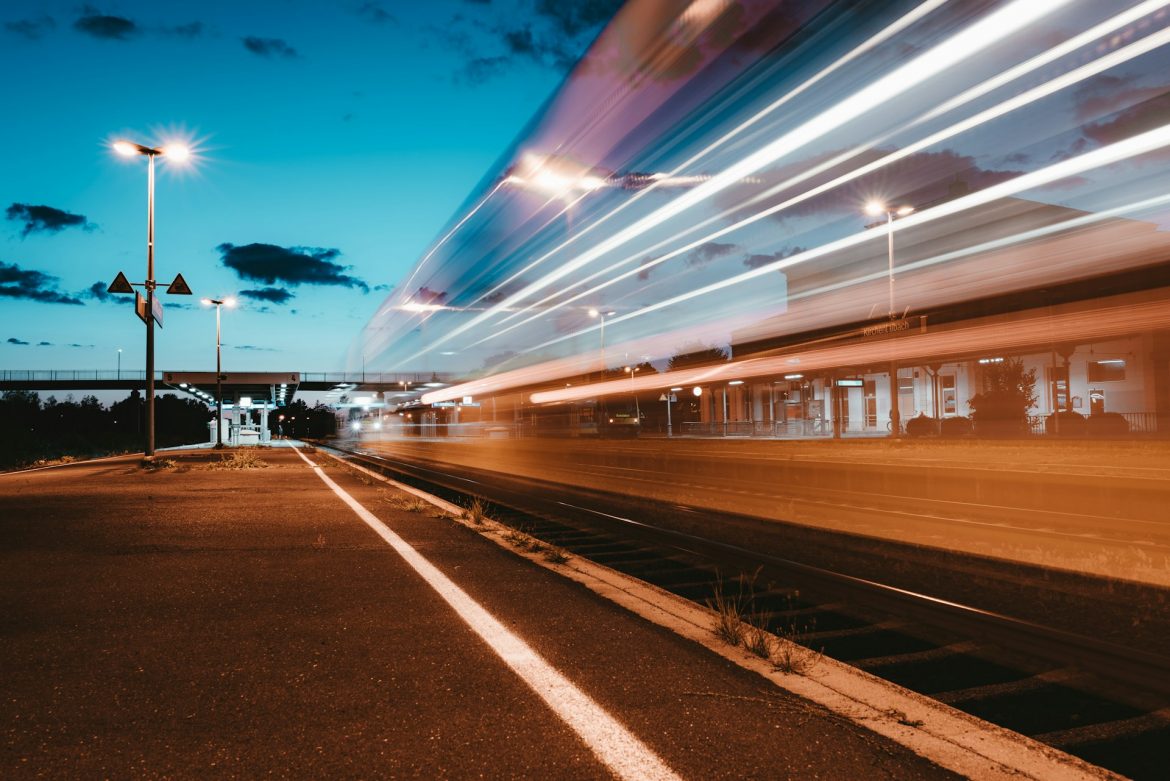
[865,200,915,437]
[201,297,235,449]
[116,348,122,380]
[113,139,189,459]
[588,308,616,376]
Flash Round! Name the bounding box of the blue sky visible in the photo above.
[0,1,619,374]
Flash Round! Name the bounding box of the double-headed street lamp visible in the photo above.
[113,139,189,458]
[201,297,236,448]
[865,200,915,438]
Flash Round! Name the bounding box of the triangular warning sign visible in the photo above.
[165,272,192,295]
[107,271,134,294]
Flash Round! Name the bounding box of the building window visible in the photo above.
[1087,359,1126,382]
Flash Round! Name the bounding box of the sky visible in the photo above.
[0,0,622,377]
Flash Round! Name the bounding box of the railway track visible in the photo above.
[322,441,1170,780]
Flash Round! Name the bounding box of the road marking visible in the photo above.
[292,447,681,781]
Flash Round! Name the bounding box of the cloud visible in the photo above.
[6,203,96,237]
[242,36,298,58]
[74,12,137,40]
[217,243,368,292]
[4,16,55,39]
[533,0,623,38]
[356,3,396,25]
[38,341,51,346]
[161,21,202,38]
[743,246,806,270]
[239,287,294,304]
[685,241,736,267]
[413,286,448,304]
[0,261,84,305]
[85,281,112,302]
[232,344,279,352]
[8,337,29,345]
[1072,75,1168,122]
[1082,90,1170,147]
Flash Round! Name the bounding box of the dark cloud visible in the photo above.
[685,242,736,267]
[217,243,368,292]
[744,246,806,270]
[74,12,137,40]
[85,281,112,302]
[356,3,396,25]
[0,261,84,305]
[6,203,96,237]
[232,344,279,352]
[161,21,203,38]
[413,286,448,304]
[67,343,93,348]
[38,341,51,346]
[242,36,298,58]
[1072,75,1168,122]
[533,0,622,38]
[4,16,55,39]
[8,337,29,345]
[1083,90,1170,147]
[240,287,294,304]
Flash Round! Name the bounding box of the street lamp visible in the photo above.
[588,308,616,376]
[113,139,189,458]
[200,296,236,448]
[865,200,915,438]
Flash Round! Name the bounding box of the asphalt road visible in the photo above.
[0,448,958,780]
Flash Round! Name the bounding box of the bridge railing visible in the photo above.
[0,370,156,382]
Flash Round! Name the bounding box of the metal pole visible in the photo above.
[666,393,672,438]
[145,152,156,458]
[117,349,121,380]
[886,210,901,438]
[215,303,224,449]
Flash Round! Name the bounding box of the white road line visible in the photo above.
[292,447,681,781]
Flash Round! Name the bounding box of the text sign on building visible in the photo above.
[835,378,864,387]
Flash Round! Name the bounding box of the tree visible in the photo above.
[667,343,729,371]
[968,357,1037,437]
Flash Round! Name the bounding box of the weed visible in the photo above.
[885,708,924,728]
[142,457,178,471]
[771,620,823,675]
[743,621,774,659]
[381,492,431,513]
[708,575,747,647]
[209,450,268,470]
[462,496,491,526]
[503,527,532,547]
[543,546,571,564]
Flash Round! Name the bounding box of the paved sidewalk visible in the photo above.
[0,447,962,779]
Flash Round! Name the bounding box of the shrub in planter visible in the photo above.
[904,413,939,438]
[939,416,973,438]
[1044,410,1087,437]
[1087,412,1129,437]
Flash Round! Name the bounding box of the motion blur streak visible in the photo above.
[356,0,1170,433]
[483,0,955,321]
[408,0,1069,360]
[515,122,1170,360]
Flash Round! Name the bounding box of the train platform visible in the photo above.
[0,446,1110,779]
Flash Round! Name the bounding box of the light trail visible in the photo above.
[473,0,956,310]
[513,122,1170,358]
[459,19,1170,351]
[409,0,1062,361]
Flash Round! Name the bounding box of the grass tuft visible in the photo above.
[209,449,268,470]
[543,546,571,564]
[462,496,491,526]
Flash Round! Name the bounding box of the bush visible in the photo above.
[1087,412,1129,437]
[939,416,972,438]
[1044,411,1086,437]
[904,414,938,438]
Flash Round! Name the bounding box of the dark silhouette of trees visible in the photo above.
[968,358,1037,437]
[667,343,729,371]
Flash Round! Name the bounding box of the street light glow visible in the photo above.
[864,200,886,216]
[113,141,138,156]
[163,144,190,162]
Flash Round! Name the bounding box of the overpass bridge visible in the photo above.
[0,370,456,409]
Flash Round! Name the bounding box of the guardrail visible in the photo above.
[0,370,156,382]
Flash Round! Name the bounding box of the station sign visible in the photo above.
[835,378,864,387]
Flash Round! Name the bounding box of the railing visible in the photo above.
[300,372,457,385]
[0,370,155,382]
